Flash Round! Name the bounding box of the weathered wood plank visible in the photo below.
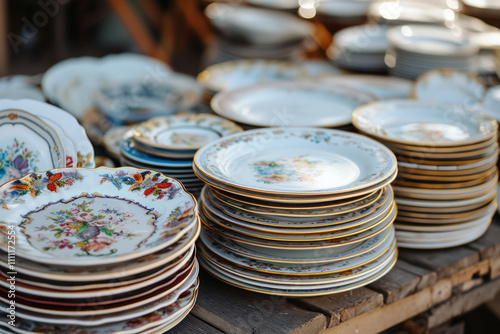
[294,287,383,327]
[323,279,452,334]
[168,314,224,334]
[467,223,500,260]
[192,271,327,334]
[426,278,500,329]
[399,247,480,280]
[368,260,421,304]
[396,260,437,292]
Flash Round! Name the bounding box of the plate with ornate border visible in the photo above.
[0,167,197,266]
[194,128,397,196]
[121,138,194,167]
[0,271,198,329]
[0,109,66,186]
[0,99,95,168]
[199,247,397,296]
[353,99,498,147]
[133,113,242,151]
[201,223,392,264]
[202,186,391,230]
[211,81,376,128]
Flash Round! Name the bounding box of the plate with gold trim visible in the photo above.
[0,167,197,266]
[194,128,397,196]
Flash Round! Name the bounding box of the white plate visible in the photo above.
[0,99,95,168]
[0,109,66,185]
[211,81,376,128]
[412,69,486,106]
[320,75,412,100]
[333,24,390,54]
[353,99,498,146]
[194,128,397,195]
[481,85,500,122]
[0,167,197,266]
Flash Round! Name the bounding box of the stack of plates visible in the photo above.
[211,81,375,129]
[327,24,390,73]
[193,128,398,296]
[119,113,243,194]
[0,167,200,333]
[385,25,479,79]
[0,99,95,187]
[353,99,499,249]
[204,3,314,61]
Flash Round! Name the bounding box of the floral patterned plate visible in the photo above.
[202,186,393,233]
[133,113,242,151]
[0,272,198,329]
[194,128,397,196]
[0,220,199,282]
[0,167,197,266]
[202,224,392,264]
[121,138,193,167]
[0,109,66,185]
[200,204,395,251]
[0,245,195,298]
[199,247,397,296]
[353,100,498,147]
[0,99,95,168]
[211,81,375,128]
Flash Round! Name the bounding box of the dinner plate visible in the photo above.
[0,167,197,266]
[394,168,496,189]
[199,247,397,296]
[353,99,498,147]
[411,69,486,106]
[194,128,397,195]
[197,59,308,95]
[397,224,489,248]
[397,158,497,175]
[202,223,392,264]
[121,138,193,167]
[118,154,195,173]
[319,75,412,99]
[202,186,391,229]
[380,135,498,154]
[133,113,242,151]
[0,99,95,168]
[388,142,497,160]
[0,272,198,327]
[103,125,131,159]
[211,81,376,128]
[200,205,395,251]
[0,109,66,185]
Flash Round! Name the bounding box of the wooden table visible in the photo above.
[167,215,500,334]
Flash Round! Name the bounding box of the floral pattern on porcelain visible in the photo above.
[0,138,39,181]
[77,151,94,168]
[253,155,325,184]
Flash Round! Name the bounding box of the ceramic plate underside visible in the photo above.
[133,113,242,150]
[0,167,197,266]
[353,100,498,147]
[202,186,392,230]
[0,110,65,185]
[194,128,397,195]
[211,81,375,128]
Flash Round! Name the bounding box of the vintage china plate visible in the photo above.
[194,128,397,195]
[0,99,95,168]
[395,185,497,207]
[0,109,66,185]
[389,142,497,160]
[197,59,308,95]
[202,187,391,230]
[199,248,397,296]
[202,224,392,264]
[211,82,376,128]
[206,185,387,218]
[397,158,498,175]
[121,138,193,167]
[353,99,498,147]
[0,261,198,318]
[0,270,198,328]
[119,154,195,174]
[103,125,131,159]
[394,168,496,189]
[0,167,197,266]
[133,113,242,150]
[200,205,395,251]
[319,75,412,100]
[397,166,497,183]
[395,146,499,167]
[412,69,486,105]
